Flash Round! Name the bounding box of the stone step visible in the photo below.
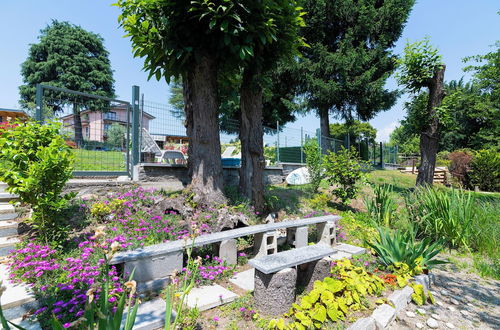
[0,220,18,238]
[0,264,38,321]
[0,203,15,215]
[0,192,19,203]
[121,298,167,330]
[0,212,18,222]
[185,284,238,311]
[0,236,19,257]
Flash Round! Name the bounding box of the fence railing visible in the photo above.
[32,84,399,176]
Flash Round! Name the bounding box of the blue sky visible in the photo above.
[1,0,499,141]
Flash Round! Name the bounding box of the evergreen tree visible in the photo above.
[299,0,414,153]
[19,20,114,147]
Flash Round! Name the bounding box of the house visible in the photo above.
[150,134,189,149]
[0,108,29,122]
[60,106,155,142]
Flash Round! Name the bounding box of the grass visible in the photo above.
[72,149,126,172]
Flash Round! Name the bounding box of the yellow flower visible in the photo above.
[124,280,137,295]
[91,225,106,240]
[110,241,121,253]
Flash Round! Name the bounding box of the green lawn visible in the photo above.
[73,149,126,172]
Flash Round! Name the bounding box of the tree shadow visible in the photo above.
[265,184,312,214]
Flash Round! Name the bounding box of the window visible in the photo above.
[104,124,111,131]
[85,127,90,138]
[104,112,117,120]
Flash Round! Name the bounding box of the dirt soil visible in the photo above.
[389,267,500,330]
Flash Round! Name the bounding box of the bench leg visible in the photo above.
[213,239,237,265]
[286,226,308,248]
[297,257,333,292]
[316,221,336,246]
[254,231,278,258]
[254,268,297,316]
[123,250,183,283]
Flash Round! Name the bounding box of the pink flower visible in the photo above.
[213,316,220,322]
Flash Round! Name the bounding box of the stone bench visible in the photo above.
[110,215,339,287]
[250,244,336,315]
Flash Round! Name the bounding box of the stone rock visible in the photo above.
[431,313,441,320]
[347,317,376,330]
[388,286,413,312]
[406,311,416,318]
[185,284,238,311]
[416,308,426,315]
[213,207,250,232]
[427,318,439,329]
[298,257,332,292]
[415,322,424,329]
[460,310,469,317]
[448,306,456,312]
[437,301,443,306]
[254,267,297,316]
[441,289,449,296]
[372,304,395,329]
[467,302,474,307]
[229,268,255,292]
[414,274,431,292]
[446,322,455,329]
[450,298,460,305]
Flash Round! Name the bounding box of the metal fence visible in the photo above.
[35,84,132,176]
[33,84,399,176]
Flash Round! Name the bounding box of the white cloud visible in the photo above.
[376,121,398,142]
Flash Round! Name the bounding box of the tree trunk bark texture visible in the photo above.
[183,54,226,206]
[319,107,330,154]
[73,103,84,147]
[239,68,265,213]
[416,65,446,186]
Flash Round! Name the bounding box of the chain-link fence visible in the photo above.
[36,84,131,176]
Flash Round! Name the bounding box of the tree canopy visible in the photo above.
[329,120,377,145]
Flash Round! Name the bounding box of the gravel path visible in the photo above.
[389,268,500,329]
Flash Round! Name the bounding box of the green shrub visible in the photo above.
[469,149,500,192]
[364,184,397,227]
[366,227,446,271]
[324,147,366,205]
[303,139,324,192]
[0,121,74,244]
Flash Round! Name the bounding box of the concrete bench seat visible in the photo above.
[110,215,339,264]
[109,215,339,288]
[249,243,335,274]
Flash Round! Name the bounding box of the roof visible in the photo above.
[0,108,29,118]
[58,106,156,120]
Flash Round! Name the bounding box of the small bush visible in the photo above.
[469,149,500,192]
[448,150,473,188]
[324,147,366,205]
[303,139,324,192]
[0,121,74,244]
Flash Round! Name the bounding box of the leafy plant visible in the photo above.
[324,147,366,206]
[0,121,75,244]
[366,227,447,271]
[303,139,324,193]
[469,149,499,192]
[410,283,435,306]
[269,258,385,329]
[364,184,397,227]
[406,186,475,249]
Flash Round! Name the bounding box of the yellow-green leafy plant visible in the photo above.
[410,283,435,306]
[271,258,385,329]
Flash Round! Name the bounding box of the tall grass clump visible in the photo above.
[406,186,498,253]
[365,184,398,227]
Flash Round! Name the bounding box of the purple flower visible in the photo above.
[213,316,220,322]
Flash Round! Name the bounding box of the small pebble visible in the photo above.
[431,313,441,320]
[441,289,449,296]
[415,322,424,329]
[437,301,443,306]
[448,306,456,312]
[406,311,416,318]
[450,298,460,305]
[427,318,439,329]
[430,290,438,296]
[467,302,474,307]
[417,308,426,315]
[446,323,456,329]
[460,310,469,317]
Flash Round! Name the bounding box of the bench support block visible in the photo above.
[124,250,183,282]
[254,231,278,258]
[214,239,237,265]
[316,221,336,246]
[254,268,297,316]
[286,226,308,248]
[298,256,333,292]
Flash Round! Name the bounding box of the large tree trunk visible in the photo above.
[319,107,330,154]
[183,54,226,205]
[73,103,84,147]
[416,65,446,186]
[239,68,265,213]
